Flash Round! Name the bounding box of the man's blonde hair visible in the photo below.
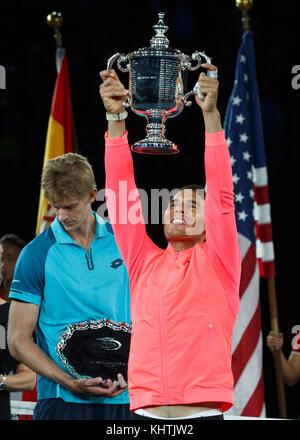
[41,153,96,203]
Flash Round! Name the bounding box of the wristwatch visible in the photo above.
[106,111,128,121]
[0,374,6,391]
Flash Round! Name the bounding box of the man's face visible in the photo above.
[51,190,96,234]
[163,189,205,241]
[0,243,22,283]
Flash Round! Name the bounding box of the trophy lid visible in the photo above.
[128,12,181,58]
[150,12,169,49]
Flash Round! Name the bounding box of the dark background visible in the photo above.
[0,0,299,418]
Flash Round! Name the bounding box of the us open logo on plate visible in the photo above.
[96,337,122,351]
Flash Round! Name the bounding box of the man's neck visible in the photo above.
[169,235,206,253]
[170,241,196,253]
[67,212,96,253]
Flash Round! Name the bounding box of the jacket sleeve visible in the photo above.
[104,131,157,286]
[203,130,241,317]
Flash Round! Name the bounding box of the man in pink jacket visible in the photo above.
[99,63,241,421]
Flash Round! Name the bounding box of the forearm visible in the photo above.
[204,128,233,200]
[3,367,36,392]
[8,334,74,391]
[278,351,300,386]
[107,120,126,138]
[203,109,222,133]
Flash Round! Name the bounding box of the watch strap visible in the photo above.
[106,111,128,121]
[0,375,6,390]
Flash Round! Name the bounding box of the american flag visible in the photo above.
[224,31,275,417]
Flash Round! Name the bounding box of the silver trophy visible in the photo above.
[107,12,213,155]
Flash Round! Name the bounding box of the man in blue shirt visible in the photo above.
[7,153,131,420]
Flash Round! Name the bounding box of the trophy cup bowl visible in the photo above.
[107,12,212,155]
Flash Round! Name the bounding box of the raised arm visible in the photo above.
[99,70,157,284]
[196,65,241,314]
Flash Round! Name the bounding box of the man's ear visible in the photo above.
[89,188,98,204]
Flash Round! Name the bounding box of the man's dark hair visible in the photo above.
[0,234,26,251]
[179,184,205,192]
[171,184,206,201]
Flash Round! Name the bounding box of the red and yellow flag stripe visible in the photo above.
[36,52,74,235]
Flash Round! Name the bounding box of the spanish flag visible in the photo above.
[35,48,77,235]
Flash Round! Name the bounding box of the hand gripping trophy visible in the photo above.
[107,12,217,154]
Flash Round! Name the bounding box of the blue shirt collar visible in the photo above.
[51,211,110,244]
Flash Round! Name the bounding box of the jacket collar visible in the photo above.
[166,241,194,257]
[51,211,110,245]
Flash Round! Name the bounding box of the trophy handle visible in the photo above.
[191,51,212,70]
[106,53,130,107]
[176,51,214,104]
[107,52,130,72]
[180,51,212,72]
[117,55,130,73]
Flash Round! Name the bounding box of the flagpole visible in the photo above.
[267,277,287,418]
[47,11,79,152]
[236,0,287,419]
[46,11,63,48]
[236,0,252,32]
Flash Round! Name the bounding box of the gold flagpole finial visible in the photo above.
[236,0,253,32]
[47,11,63,47]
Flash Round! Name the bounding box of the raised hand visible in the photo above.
[99,69,129,114]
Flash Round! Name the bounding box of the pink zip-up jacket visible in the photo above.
[105,129,241,412]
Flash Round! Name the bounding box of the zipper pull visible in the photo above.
[85,249,94,270]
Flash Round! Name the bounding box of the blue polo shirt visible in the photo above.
[9,212,131,404]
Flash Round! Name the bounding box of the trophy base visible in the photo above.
[131,139,179,155]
